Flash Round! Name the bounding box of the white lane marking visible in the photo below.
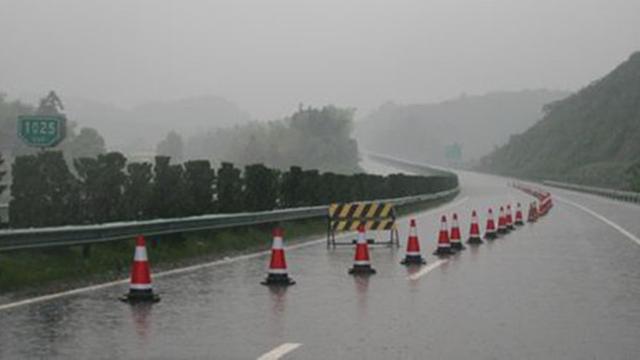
[0,279,129,312]
[257,343,302,360]
[0,197,467,312]
[426,197,469,214]
[555,195,640,247]
[407,259,448,280]
[548,185,640,211]
[154,237,326,279]
[0,239,327,312]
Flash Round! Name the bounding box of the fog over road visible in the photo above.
[1,164,639,359]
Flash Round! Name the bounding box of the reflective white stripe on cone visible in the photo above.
[449,213,465,251]
[350,224,376,275]
[467,210,483,245]
[262,227,295,286]
[434,215,454,257]
[121,235,160,303]
[401,218,426,265]
[485,208,497,239]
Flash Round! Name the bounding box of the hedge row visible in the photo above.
[8,151,458,228]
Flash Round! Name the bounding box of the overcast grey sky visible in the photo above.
[1,0,638,119]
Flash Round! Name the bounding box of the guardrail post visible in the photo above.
[82,244,91,258]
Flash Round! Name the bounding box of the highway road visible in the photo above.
[1,164,639,359]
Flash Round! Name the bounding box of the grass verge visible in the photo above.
[0,194,457,300]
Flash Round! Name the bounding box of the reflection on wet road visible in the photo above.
[1,169,640,359]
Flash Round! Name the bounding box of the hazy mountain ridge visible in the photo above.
[479,52,640,189]
[65,95,252,153]
[355,89,569,165]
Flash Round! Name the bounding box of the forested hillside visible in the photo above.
[65,96,252,152]
[356,90,568,165]
[480,52,640,189]
[185,105,362,174]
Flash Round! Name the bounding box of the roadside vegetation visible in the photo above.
[7,150,455,228]
[0,91,460,299]
[184,105,362,174]
[0,192,457,297]
[479,52,640,191]
[0,218,323,295]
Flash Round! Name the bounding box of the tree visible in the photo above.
[65,127,106,159]
[217,162,242,213]
[9,151,79,227]
[183,160,215,215]
[123,162,153,220]
[280,166,303,208]
[286,106,361,173]
[156,131,184,164]
[627,162,640,192]
[182,105,361,173]
[0,153,6,196]
[299,169,322,205]
[74,152,127,223]
[36,91,64,116]
[243,164,278,211]
[0,93,35,157]
[150,156,188,218]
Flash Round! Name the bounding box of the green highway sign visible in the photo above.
[17,115,67,148]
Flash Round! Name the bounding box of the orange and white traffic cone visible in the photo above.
[449,213,465,251]
[527,202,538,223]
[467,210,483,245]
[401,219,426,265]
[514,203,524,226]
[484,208,497,240]
[433,215,454,257]
[506,205,515,231]
[262,227,295,286]
[349,224,376,275]
[497,206,508,235]
[120,235,160,303]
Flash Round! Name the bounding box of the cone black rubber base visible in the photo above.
[450,242,466,251]
[467,237,483,245]
[515,221,524,226]
[507,225,515,231]
[484,232,497,240]
[120,289,160,303]
[261,273,296,286]
[433,247,454,257]
[349,264,377,275]
[497,228,508,235]
[401,255,427,265]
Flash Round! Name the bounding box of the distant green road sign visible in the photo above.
[445,143,462,162]
[17,115,67,148]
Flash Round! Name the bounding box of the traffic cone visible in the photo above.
[497,206,508,235]
[120,235,160,303]
[401,219,426,265]
[484,208,497,240]
[433,215,454,257]
[262,227,295,286]
[514,203,524,226]
[349,224,376,275]
[467,210,483,245]
[449,213,465,251]
[528,202,538,223]
[506,205,515,231]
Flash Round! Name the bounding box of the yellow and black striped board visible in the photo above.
[328,202,396,232]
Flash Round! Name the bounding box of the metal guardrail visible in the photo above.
[543,180,640,203]
[0,203,8,225]
[365,152,458,177]
[0,187,459,251]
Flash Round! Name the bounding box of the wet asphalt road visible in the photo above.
[1,166,640,359]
